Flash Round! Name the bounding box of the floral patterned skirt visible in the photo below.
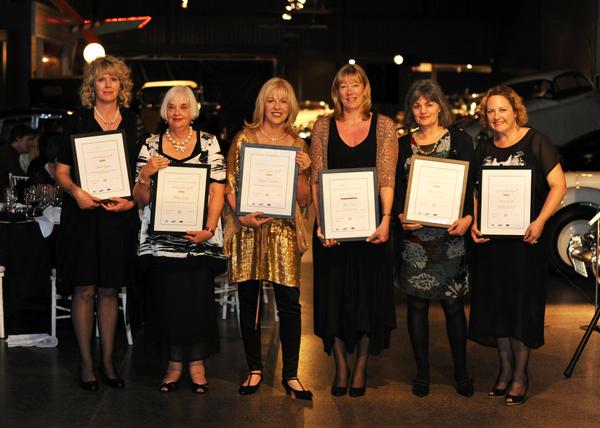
[394,226,469,299]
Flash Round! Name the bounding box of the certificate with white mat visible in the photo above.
[318,167,379,241]
[403,155,469,228]
[479,166,533,237]
[71,131,132,200]
[149,163,210,235]
[237,143,299,219]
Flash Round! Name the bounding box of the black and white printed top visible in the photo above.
[136,131,227,259]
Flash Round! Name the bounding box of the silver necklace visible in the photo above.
[166,127,193,152]
[259,127,287,141]
[94,106,120,128]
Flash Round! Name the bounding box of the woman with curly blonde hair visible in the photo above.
[55,55,142,391]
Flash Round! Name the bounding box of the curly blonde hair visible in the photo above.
[244,77,299,134]
[80,55,133,108]
[479,84,528,128]
[331,63,372,121]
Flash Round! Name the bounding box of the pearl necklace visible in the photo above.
[94,106,120,128]
[259,127,287,142]
[166,127,193,152]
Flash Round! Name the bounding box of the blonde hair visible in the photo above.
[331,63,372,120]
[403,79,454,128]
[80,55,133,108]
[479,84,528,127]
[244,77,299,134]
[159,86,200,121]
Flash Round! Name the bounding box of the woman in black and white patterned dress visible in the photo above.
[133,86,226,394]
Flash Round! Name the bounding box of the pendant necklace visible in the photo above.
[94,106,120,128]
[259,127,287,142]
[166,127,194,152]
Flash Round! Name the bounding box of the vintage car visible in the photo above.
[463,69,600,147]
[547,170,600,276]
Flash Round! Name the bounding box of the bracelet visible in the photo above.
[204,226,215,236]
[137,175,150,186]
[382,212,392,217]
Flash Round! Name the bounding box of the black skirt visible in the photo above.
[57,197,138,294]
[312,225,396,355]
[145,256,219,359]
[468,234,549,349]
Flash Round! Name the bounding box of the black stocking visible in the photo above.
[97,287,118,378]
[332,337,349,388]
[509,338,530,395]
[495,337,514,389]
[351,334,370,388]
[406,295,430,381]
[440,297,468,381]
[71,285,96,382]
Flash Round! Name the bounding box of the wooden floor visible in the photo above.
[2,249,600,427]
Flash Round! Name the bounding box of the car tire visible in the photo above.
[546,204,598,277]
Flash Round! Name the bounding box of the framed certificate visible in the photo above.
[318,167,379,241]
[149,163,210,235]
[479,166,533,237]
[237,143,299,219]
[403,155,469,228]
[71,131,132,200]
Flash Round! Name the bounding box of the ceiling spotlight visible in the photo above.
[393,54,404,65]
[181,0,188,8]
[285,5,292,11]
[348,59,356,65]
[466,63,473,69]
[297,3,304,9]
[282,13,292,20]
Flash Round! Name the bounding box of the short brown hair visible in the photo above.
[403,79,454,128]
[479,84,528,127]
[80,55,133,108]
[331,64,372,121]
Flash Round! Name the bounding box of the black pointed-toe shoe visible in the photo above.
[99,365,125,389]
[282,378,313,400]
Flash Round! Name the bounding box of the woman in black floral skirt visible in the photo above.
[393,80,474,398]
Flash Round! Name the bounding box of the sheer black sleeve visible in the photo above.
[529,130,561,177]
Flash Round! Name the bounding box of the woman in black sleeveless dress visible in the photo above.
[311,63,398,397]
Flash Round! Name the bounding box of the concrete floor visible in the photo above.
[1,249,600,427]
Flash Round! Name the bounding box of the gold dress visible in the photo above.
[224,129,310,288]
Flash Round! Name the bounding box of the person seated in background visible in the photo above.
[28,131,61,185]
[0,124,36,190]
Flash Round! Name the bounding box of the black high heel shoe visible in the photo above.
[349,371,367,397]
[488,376,512,399]
[282,378,313,400]
[505,380,528,406]
[98,365,125,389]
[79,379,99,392]
[159,381,178,393]
[412,378,430,398]
[192,383,209,395]
[239,371,262,395]
[455,377,474,397]
[331,369,350,397]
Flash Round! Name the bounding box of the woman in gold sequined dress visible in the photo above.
[224,77,313,399]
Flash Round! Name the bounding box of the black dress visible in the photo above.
[313,115,396,355]
[468,129,561,349]
[56,108,140,293]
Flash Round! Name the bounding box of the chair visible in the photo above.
[214,272,239,322]
[9,174,29,188]
[0,265,5,339]
[50,269,133,345]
